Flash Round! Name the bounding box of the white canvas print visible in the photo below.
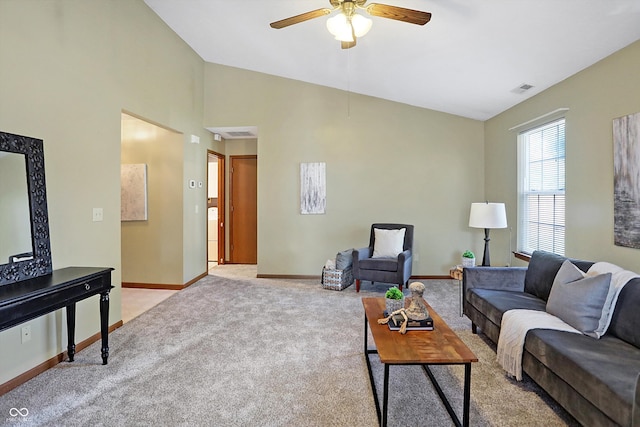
[614,112,640,248]
[121,164,148,221]
[300,162,326,215]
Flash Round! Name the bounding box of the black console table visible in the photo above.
[0,267,114,364]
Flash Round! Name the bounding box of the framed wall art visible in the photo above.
[300,162,326,215]
[613,112,640,248]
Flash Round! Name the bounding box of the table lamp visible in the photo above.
[469,202,507,266]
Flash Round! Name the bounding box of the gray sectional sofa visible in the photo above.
[463,250,640,426]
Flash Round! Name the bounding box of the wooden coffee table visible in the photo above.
[362,297,478,427]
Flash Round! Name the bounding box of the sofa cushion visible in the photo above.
[608,278,640,348]
[467,288,546,327]
[358,257,398,272]
[524,251,593,301]
[546,261,612,337]
[525,329,640,427]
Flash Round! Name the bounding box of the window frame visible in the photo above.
[517,117,566,256]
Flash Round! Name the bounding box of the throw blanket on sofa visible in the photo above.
[587,262,640,338]
[497,309,580,381]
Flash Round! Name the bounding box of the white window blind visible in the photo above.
[518,118,565,255]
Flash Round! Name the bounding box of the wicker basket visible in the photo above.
[321,266,354,291]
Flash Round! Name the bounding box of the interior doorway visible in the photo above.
[229,155,257,264]
[207,151,225,270]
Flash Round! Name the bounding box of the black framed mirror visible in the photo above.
[0,131,52,285]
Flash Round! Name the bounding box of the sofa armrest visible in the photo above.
[463,266,527,294]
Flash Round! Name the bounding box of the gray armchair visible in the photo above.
[352,223,414,293]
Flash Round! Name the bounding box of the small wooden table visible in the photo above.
[362,297,478,427]
[449,265,464,316]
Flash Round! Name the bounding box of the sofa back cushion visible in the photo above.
[524,251,593,301]
[608,278,640,348]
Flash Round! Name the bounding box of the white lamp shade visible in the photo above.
[469,202,507,229]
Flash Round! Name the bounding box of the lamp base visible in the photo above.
[482,228,491,267]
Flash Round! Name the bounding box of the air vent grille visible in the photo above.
[512,83,534,94]
[227,131,255,137]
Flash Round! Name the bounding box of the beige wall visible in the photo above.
[0,0,211,385]
[204,64,487,275]
[485,40,640,271]
[121,115,184,284]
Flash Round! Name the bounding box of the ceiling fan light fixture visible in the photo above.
[351,13,372,37]
[327,13,354,41]
[326,11,371,42]
[327,13,347,38]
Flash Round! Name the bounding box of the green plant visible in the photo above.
[462,250,475,259]
[385,286,404,300]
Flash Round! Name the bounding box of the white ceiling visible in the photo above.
[144,0,640,122]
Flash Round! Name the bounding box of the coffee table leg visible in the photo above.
[364,313,368,354]
[382,364,389,427]
[463,363,471,427]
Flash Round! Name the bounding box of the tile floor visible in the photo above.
[120,288,178,323]
[120,264,254,323]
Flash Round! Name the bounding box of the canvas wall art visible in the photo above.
[613,112,640,248]
[300,162,326,215]
[121,163,148,221]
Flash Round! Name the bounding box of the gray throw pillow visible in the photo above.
[335,248,354,270]
[546,260,612,338]
[524,250,593,301]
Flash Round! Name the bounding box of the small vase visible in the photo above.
[461,257,475,268]
[385,296,405,314]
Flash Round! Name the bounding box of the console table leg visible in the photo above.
[66,303,76,362]
[100,291,110,365]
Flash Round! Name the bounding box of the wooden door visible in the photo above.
[229,156,257,264]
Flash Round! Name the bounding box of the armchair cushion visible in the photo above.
[358,258,399,272]
[372,228,406,258]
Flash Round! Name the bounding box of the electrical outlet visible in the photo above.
[92,207,103,222]
[413,253,420,262]
[21,325,31,343]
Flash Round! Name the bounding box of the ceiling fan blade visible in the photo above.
[270,8,332,29]
[365,3,432,25]
[341,39,356,49]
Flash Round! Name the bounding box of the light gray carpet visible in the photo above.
[0,270,579,426]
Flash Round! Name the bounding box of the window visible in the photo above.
[518,118,565,255]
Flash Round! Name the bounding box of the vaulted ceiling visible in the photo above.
[144,0,640,121]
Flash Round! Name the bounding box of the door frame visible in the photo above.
[207,150,225,265]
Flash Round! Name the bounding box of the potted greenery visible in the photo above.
[385,286,405,314]
[462,250,475,268]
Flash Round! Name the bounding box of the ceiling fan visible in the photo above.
[270,0,432,49]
